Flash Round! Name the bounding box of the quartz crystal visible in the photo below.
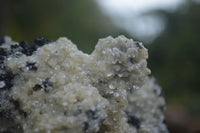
[0,36,168,133]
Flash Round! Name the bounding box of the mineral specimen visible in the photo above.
[0,36,168,133]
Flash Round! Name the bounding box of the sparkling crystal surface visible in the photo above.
[0,36,168,133]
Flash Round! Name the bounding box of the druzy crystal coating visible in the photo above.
[0,36,168,133]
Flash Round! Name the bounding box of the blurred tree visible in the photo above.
[0,0,127,53]
[147,1,200,115]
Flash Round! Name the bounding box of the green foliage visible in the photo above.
[147,2,200,115]
[0,0,126,53]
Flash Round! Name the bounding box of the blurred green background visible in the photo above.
[0,0,200,132]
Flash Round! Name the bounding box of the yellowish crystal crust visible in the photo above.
[0,36,167,133]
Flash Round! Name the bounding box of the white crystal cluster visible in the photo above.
[0,36,168,133]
